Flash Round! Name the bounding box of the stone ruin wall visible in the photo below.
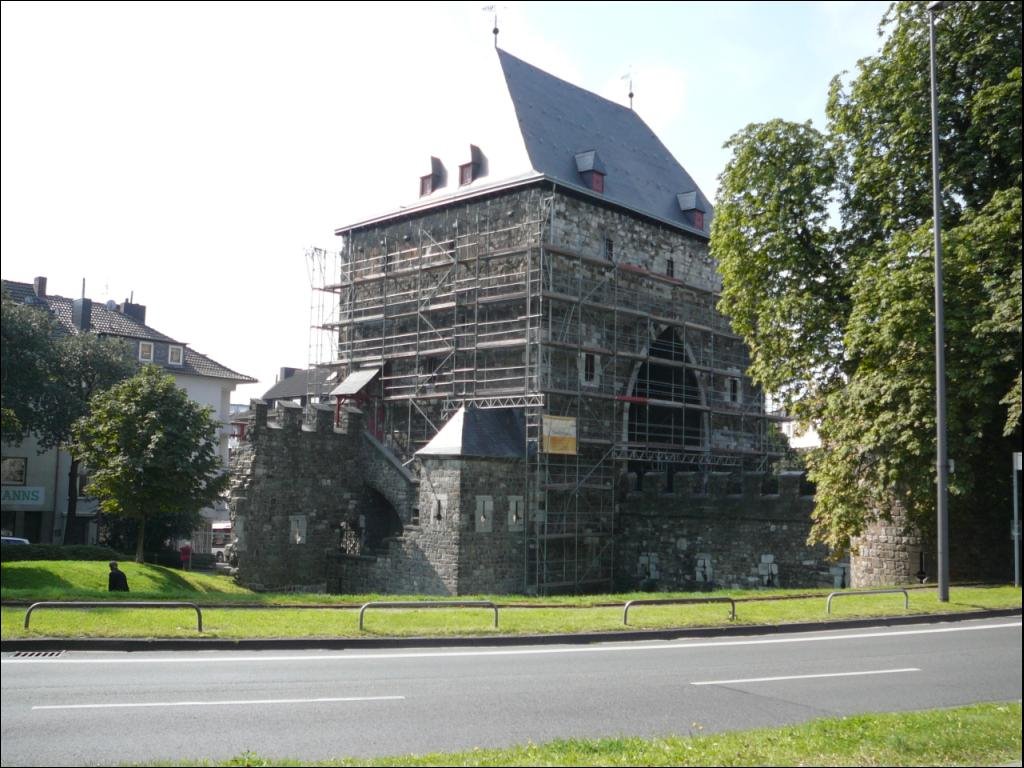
[615,470,845,591]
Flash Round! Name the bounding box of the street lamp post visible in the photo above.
[927,0,950,602]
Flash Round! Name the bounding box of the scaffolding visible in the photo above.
[321,187,787,594]
[307,246,342,411]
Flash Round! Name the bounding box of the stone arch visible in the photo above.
[621,325,705,488]
[358,486,404,554]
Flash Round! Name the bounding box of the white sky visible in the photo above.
[1,1,890,403]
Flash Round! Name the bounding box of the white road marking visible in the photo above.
[3,620,1019,665]
[32,695,404,711]
[692,667,921,686]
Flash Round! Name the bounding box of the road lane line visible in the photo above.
[32,695,404,711]
[692,667,921,686]
[4,621,1019,665]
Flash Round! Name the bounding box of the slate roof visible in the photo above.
[262,367,334,401]
[336,49,711,237]
[417,406,528,458]
[497,49,713,235]
[2,279,254,383]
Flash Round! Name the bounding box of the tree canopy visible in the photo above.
[1,293,59,441]
[2,290,137,541]
[712,1,1021,571]
[71,366,229,562]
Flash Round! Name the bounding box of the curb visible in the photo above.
[2,607,1019,653]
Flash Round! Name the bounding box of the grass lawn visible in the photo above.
[156,702,1023,766]
[1,560,1019,640]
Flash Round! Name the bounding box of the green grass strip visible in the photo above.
[2,561,1020,640]
[149,702,1022,766]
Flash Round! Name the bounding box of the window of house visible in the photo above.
[581,352,598,385]
[604,237,614,260]
[590,171,605,193]
[168,345,183,366]
[419,175,433,197]
[459,163,474,186]
[1,457,27,485]
[139,341,154,363]
[666,258,675,278]
[728,377,741,403]
[693,211,705,230]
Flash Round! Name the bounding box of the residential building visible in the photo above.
[1,276,255,545]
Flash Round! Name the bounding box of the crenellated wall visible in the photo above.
[615,470,845,591]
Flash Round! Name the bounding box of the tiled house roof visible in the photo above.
[2,279,254,383]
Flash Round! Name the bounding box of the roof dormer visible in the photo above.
[677,191,706,230]
[459,144,487,186]
[574,150,606,193]
[419,156,447,197]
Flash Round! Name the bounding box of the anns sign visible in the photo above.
[1,487,45,506]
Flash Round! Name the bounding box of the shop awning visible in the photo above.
[330,367,381,397]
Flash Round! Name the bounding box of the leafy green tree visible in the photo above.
[71,366,229,562]
[1,292,59,440]
[712,1,1021,574]
[47,334,137,543]
[2,292,136,542]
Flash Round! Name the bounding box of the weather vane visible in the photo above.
[621,69,634,110]
[482,5,506,47]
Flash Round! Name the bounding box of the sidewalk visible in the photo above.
[2,606,1019,653]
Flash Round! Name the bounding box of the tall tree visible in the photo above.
[71,366,229,562]
[2,293,136,542]
[1,292,59,440]
[48,333,137,543]
[712,1,1022,574]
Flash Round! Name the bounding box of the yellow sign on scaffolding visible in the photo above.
[542,415,577,455]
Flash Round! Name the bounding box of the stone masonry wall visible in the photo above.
[331,459,463,595]
[616,470,843,591]
[332,456,529,595]
[849,504,924,587]
[230,402,364,592]
[456,457,528,594]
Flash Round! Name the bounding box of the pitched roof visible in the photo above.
[180,347,255,383]
[336,49,711,237]
[2,279,254,383]
[262,367,334,401]
[497,49,713,235]
[416,406,527,458]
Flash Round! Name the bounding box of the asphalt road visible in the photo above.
[2,617,1020,766]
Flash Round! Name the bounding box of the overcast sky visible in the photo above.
[1,0,891,403]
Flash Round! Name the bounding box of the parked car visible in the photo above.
[1,536,30,545]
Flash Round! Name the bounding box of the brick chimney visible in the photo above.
[117,300,146,325]
[72,298,92,332]
[33,276,47,298]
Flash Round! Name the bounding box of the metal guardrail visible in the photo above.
[826,589,908,615]
[24,601,203,632]
[623,597,736,625]
[359,601,499,631]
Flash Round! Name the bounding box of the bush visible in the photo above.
[0,543,128,562]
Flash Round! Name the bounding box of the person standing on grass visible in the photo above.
[108,561,129,592]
